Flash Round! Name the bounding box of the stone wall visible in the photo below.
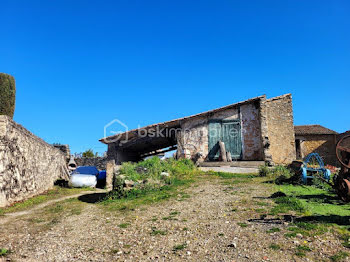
[53,144,70,162]
[265,94,296,164]
[0,116,69,207]
[75,157,107,170]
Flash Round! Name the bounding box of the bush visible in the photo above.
[259,165,270,177]
[259,164,293,180]
[0,73,16,118]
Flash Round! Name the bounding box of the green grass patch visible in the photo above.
[273,184,350,218]
[118,223,130,229]
[237,222,248,228]
[270,196,307,215]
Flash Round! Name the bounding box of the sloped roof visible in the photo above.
[295,125,338,135]
[100,95,266,144]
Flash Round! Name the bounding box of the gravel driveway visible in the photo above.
[0,175,348,261]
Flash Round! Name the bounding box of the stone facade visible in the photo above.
[296,134,338,166]
[0,116,69,207]
[264,94,296,164]
[177,99,264,162]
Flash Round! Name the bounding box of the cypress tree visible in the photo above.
[0,73,16,118]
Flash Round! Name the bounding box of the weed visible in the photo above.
[284,232,297,238]
[269,244,280,250]
[266,227,280,233]
[218,233,224,237]
[330,251,349,262]
[173,243,187,251]
[237,223,248,228]
[295,251,306,257]
[118,223,130,229]
[150,227,167,236]
[0,248,9,257]
[297,245,311,252]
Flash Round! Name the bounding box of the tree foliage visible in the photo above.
[0,73,16,118]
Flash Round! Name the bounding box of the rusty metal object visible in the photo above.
[335,134,350,202]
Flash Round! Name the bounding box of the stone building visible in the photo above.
[100,94,296,167]
[294,125,338,165]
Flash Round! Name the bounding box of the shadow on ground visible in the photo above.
[78,193,107,204]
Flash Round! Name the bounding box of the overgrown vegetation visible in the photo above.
[100,158,198,210]
[0,73,16,118]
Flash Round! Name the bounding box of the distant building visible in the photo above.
[294,125,338,166]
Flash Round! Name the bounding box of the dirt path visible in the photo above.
[0,177,348,261]
[0,189,107,225]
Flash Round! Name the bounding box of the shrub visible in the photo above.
[259,164,293,180]
[0,73,16,118]
[259,165,270,177]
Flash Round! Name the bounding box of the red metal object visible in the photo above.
[335,135,350,202]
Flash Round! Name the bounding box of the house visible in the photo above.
[294,125,338,165]
[100,94,296,167]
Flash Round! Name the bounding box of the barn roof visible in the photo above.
[295,125,338,136]
[100,95,266,144]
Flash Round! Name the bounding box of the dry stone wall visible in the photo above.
[0,116,69,207]
[75,157,107,170]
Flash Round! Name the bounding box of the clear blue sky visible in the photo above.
[2,0,349,154]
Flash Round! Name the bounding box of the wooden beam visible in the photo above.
[141,146,177,158]
[227,152,232,162]
[219,141,227,162]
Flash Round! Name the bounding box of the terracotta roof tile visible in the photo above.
[295,125,338,135]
